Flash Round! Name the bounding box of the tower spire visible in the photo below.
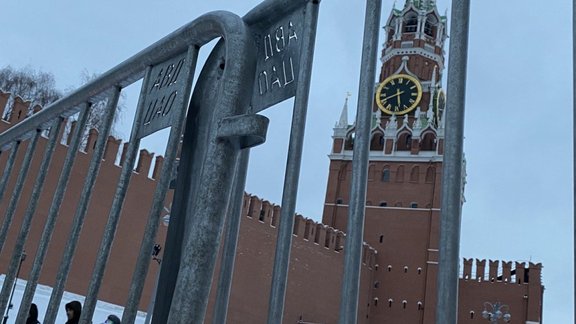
[336,92,351,128]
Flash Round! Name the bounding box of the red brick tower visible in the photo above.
[322,1,451,322]
[322,1,544,323]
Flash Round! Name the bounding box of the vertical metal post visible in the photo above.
[166,21,256,324]
[337,0,381,323]
[435,1,470,323]
[15,106,90,324]
[122,46,198,324]
[79,93,145,322]
[0,130,41,254]
[0,119,62,318]
[266,2,320,323]
[44,89,120,324]
[2,252,25,324]
[0,142,20,203]
[212,150,250,324]
[573,0,576,322]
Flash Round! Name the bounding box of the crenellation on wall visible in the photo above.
[528,262,542,285]
[246,195,262,219]
[260,200,273,223]
[515,261,526,284]
[501,261,512,283]
[119,142,129,166]
[304,218,315,240]
[462,259,541,285]
[57,118,68,144]
[84,128,99,153]
[475,259,486,281]
[0,91,10,117]
[67,120,77,145]
[241,193,251,216]
[324,227,336,250]
[293,214,305,235]
[463,258,472,279]
[151,156,164,180]
[271,205,281,227]
[7,96,31,124]
[242,193,375,264]
[488,259,498,282]
[314,223,327,246]
[103,136,122,164]
[135,149,154,176]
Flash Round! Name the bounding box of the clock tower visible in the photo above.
[322,0,451,322]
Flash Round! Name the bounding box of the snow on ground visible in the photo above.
[0,275,147,323]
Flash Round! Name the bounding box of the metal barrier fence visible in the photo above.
[0,0,471,322]
[0,0,325,323]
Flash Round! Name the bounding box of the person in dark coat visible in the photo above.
[65,300,82,324]
[26,303,40,324]
[103,314,121,324]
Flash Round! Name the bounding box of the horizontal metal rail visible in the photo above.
[0,11,250,150]
[0,8,260,324]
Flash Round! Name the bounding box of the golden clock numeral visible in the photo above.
[393,105,399,111]
[411,92,417,96]
[403,105,408,109]
[410,85,416,90]
[409,99,415,104]
[399,78,403,83]
[390,80,395,85]
[386,104,392,111]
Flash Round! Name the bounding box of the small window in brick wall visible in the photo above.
[381,169,391,182]
[410,202,418,208]
[259,210,265,222]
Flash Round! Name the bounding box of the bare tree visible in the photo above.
[0,66,125,148]
[0,65,62,116]
[74,70,126,148]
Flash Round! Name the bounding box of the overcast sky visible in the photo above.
[0,0,572,322]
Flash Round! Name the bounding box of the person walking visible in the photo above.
[64,300,82,324]
[102,314,120,324]
[26,303,40,324]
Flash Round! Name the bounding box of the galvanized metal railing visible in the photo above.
[0,8,262,324]
[0,0,473,323]
[0,0,326,323]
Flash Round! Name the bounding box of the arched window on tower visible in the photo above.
[344,133,354,150]
[396,165,405,182]
[370,133,384,151]
[421,132,436,151]
[404,14,418,33]
[387,27,395,43]
[381,166,391,182]
[396,132,412,151]
[424,15,438,38]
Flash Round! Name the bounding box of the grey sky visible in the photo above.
[0,0,572,322]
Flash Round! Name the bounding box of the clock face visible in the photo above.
[434,89,446,126]
[375,74,422,115]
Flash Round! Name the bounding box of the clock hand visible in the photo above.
[381,90,405,101]
[396,89,401,107]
